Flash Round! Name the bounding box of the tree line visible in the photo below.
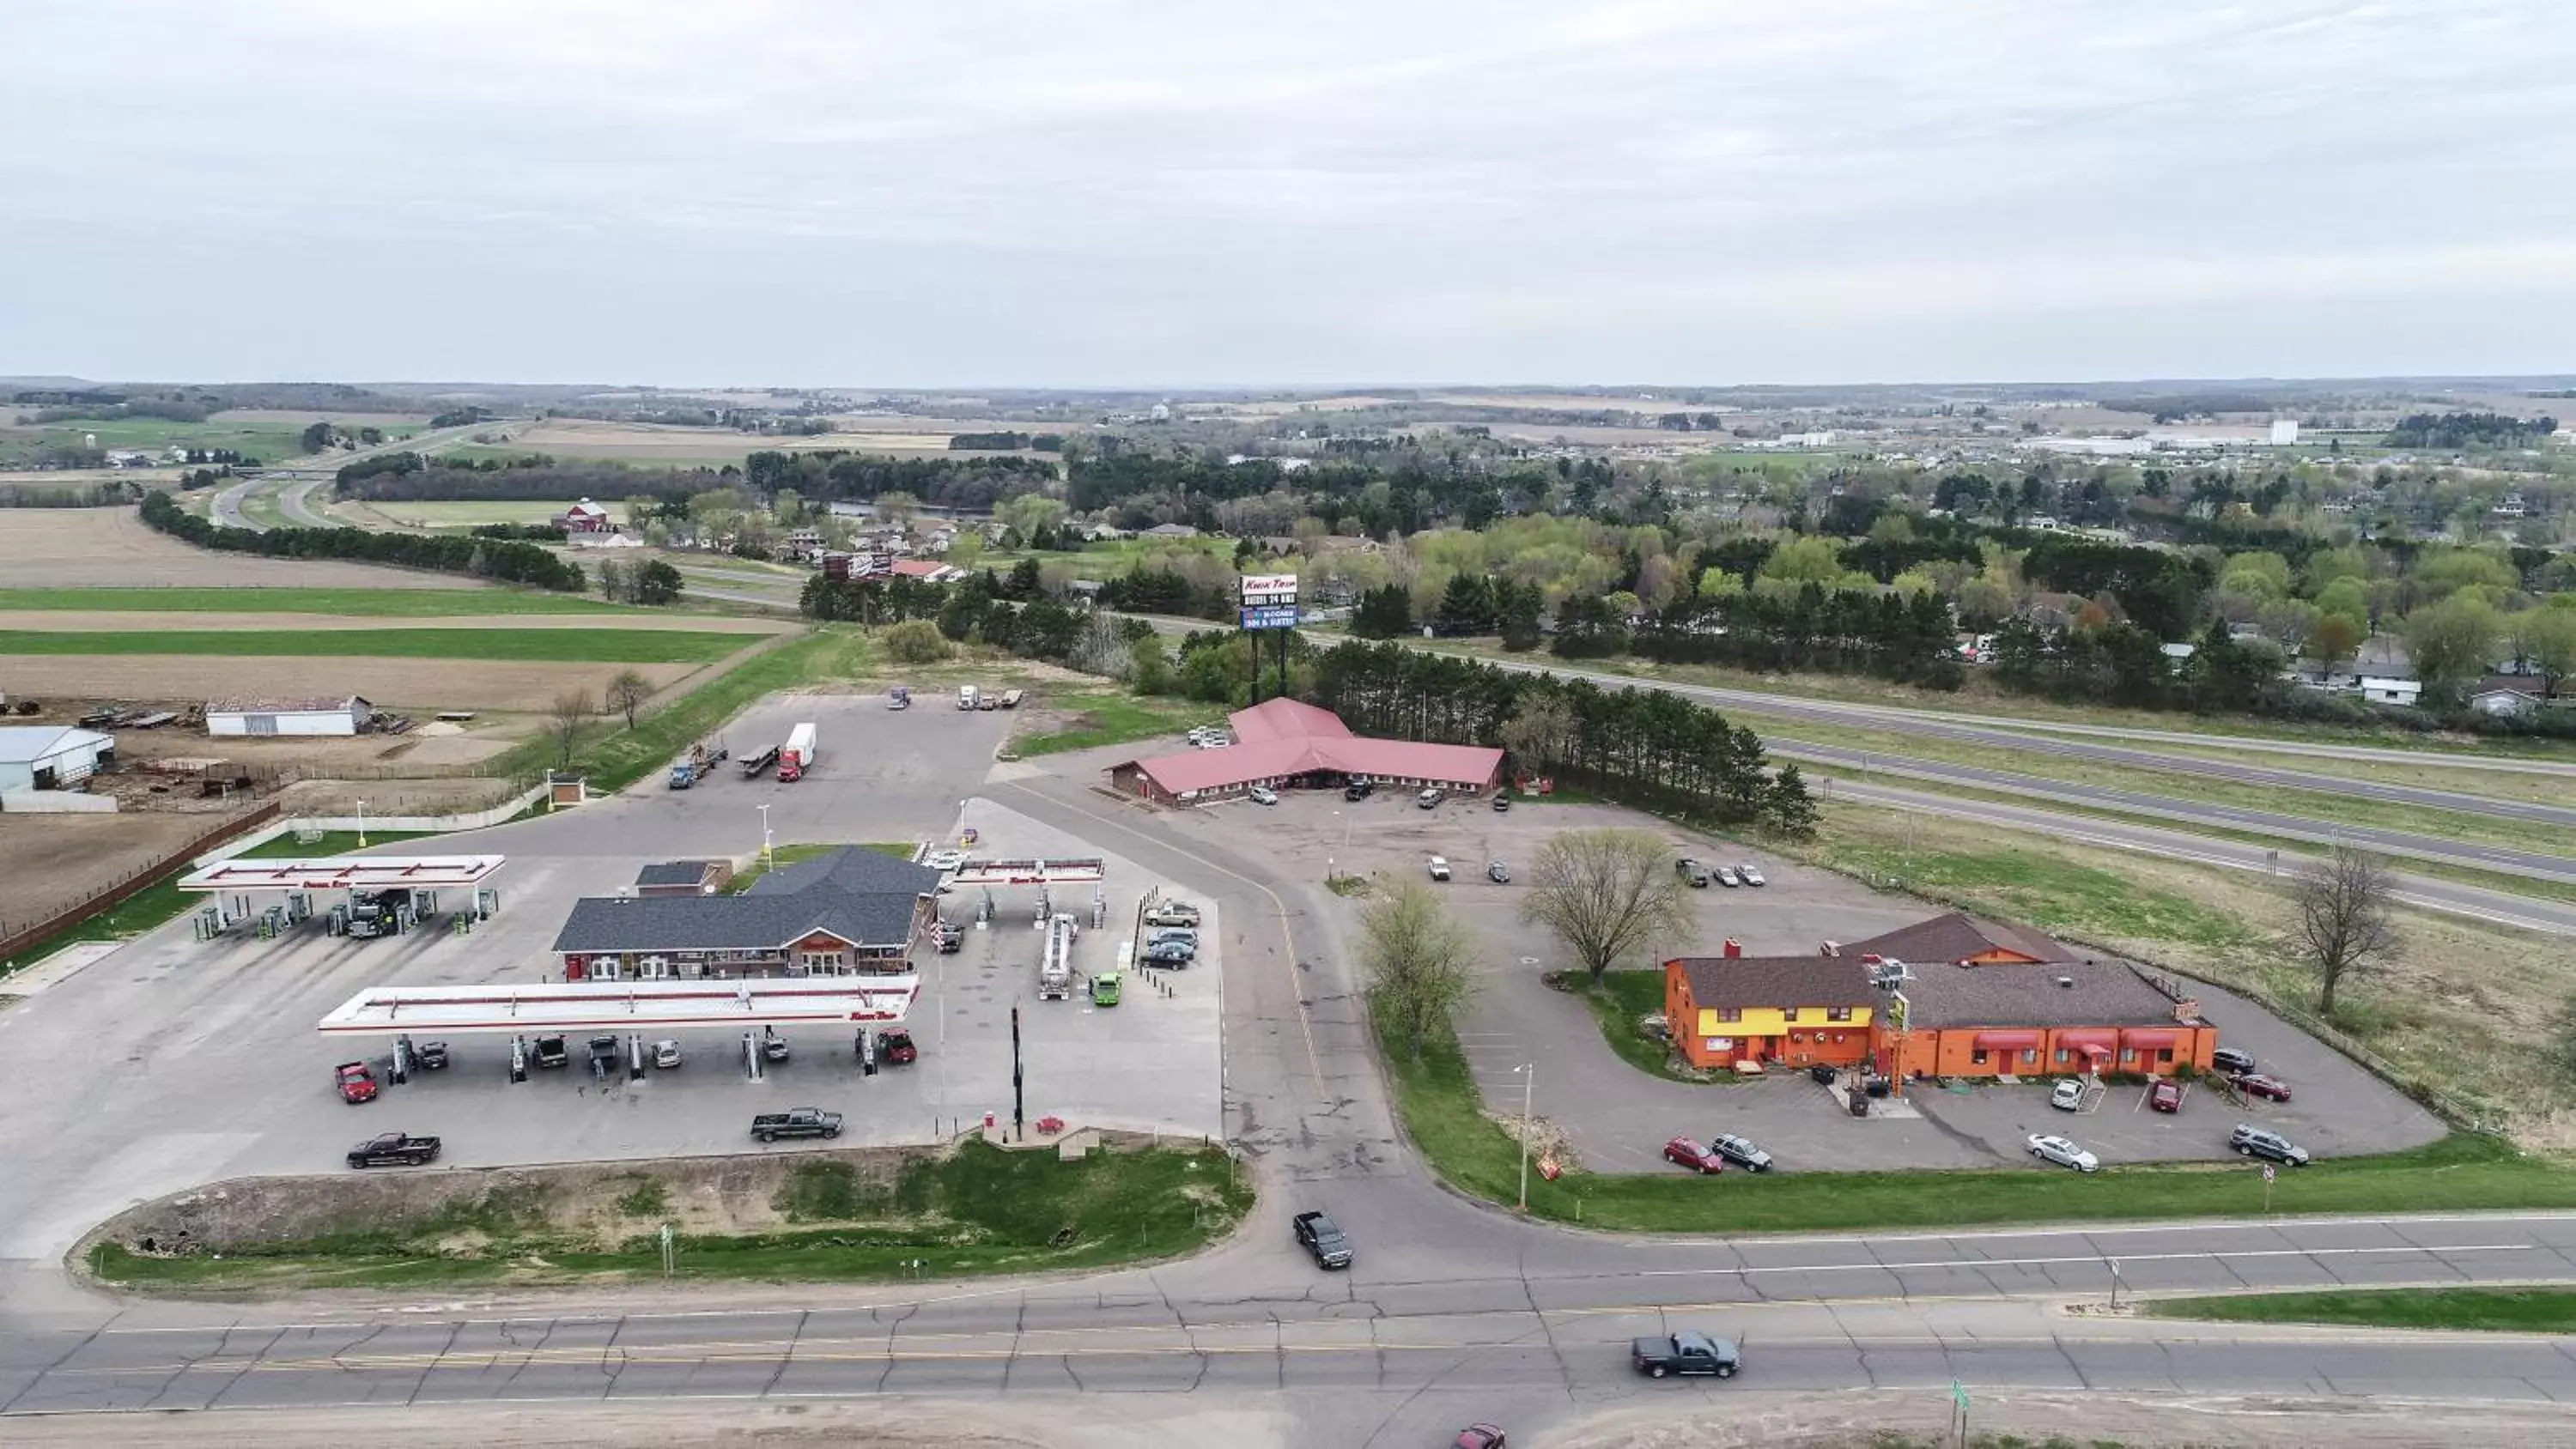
[336,453,715,504]
[744,451,1055,511]
[138,491,586,591]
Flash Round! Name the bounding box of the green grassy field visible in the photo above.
[1575,971,1731,1083]
[0,587,646,616]
[1378,1009,2576,1233]
[1010,690,1207,756]
[87,1140,1250,1290]
[2144,1285,2576,1333]
[351,500,583,528]
[522,626,864,792]
[0,415,423,467]
[0,628,751,664]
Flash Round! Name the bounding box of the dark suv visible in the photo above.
[2230,1124,2310,1166]
[1343,780,1374,801]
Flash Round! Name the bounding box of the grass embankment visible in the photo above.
[523,625,868,794]
[1381,1010,2576,1233]
[1758,717,2576,858]
[88,1141,1250,1291]
[1571,971,1731,1084]
[3,830,429,978]
[0,587,647,616]
[721,842,914,893]
[2144,1285,2576,1333]
[1011,689,1208,756]
[0,628,748,664]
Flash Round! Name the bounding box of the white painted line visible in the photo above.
[1634,1242,2538,1277]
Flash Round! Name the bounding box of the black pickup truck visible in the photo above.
[1631,1331,1741,1379]
[750,1107,844,1143]
[1292,1210,1353,1270]
[346,1132,441,1168]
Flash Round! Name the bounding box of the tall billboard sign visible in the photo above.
[1238,573,1299,630]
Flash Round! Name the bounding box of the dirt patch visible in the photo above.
[0,812,216,928]
[0,509,488,589]
[0,655,698,712]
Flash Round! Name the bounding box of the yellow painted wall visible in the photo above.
[1696,1005,1872,1036]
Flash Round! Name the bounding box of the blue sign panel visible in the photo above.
[1239,606,1301,630]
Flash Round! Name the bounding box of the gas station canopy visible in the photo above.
[947,857,1104,886]
[318,976,919,1036]
[180,854,507,894]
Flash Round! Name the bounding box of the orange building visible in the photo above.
[1662,912,2222,1083]
[1662,949,1878,1072]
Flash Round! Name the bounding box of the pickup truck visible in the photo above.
[533,1034,569,1069]
[1292,1210,1353,1270]
[751,1107,844,1143]
[1631,1331,1741,1379]
[346,1132,441,1168]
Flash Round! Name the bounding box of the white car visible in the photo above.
[1714,865,1741,888]
[2026,1134,2099,1172]
[650,1039,683,1070]
[1248,785,1279,805]
[2050,1078,2086,1112]
[924,850,967,872]
[1735,864,1766,887]
[1428,856,1452,882]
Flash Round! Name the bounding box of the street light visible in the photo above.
[355,799,367,850]
[1513,1062,1536,1211]
[756,803,774,866]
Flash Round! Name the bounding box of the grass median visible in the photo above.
[2142,1285,2576,1333]
[1380,1012,2576,1234]
[88,1140,1250,1292]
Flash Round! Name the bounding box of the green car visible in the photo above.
[1091,970,1123,1007]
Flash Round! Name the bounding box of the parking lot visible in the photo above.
[0,696,1222,1278]
[1121,776,2442,1176]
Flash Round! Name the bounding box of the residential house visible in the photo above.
[1662,948,1878,1072]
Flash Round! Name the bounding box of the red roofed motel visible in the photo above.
[1110,698,1504,805]
[1662,912,2218,1082]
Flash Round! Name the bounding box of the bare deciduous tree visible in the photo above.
[1520,828,1699,985]
[605,670,653,731]
[1498,693,1576,777]
[548,689,594,768]
[2292,846,2398,1016]
[1362,881,1480,1062]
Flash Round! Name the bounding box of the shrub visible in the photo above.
[882,619,953,664]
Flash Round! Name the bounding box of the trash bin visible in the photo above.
[1848,1094,1869,1118]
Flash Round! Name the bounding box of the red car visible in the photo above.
[2148,1079,2183,1113]
[335,1061,379,1105]
[1662,1137,1727,1174]
[1455,1426,1507,1449]
[877,1028,917,1065]
[2233,1072,2293,1102]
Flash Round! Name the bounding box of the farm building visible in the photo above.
[1109,697,1504,805]
[555,499,614,532]
[0,725,115,793]
[552,846,940,980]
[206,695,373,738]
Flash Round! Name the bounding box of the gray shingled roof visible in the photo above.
[554,846,935,955]
[1897,960,2196,1029]
[635,860,715,888]
[1845,912,2081,966]
[1671,955,1877,1010]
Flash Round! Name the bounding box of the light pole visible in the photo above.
[355,799,367,849]
[1513,1062,1536,1211]
[756,803,774,867]
[2107,1256,2124,1310]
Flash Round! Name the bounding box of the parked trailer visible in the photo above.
[1037,911,1077,1000]
[777,722,817,782]
[740,744,781,779]
[957,685,980,711]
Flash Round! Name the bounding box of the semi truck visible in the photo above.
[667,740,728,788]
[957,684,981,711]
[777,722,817,782]
[1037,911,1077,1000]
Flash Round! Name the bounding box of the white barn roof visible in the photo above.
[0,726,112,765]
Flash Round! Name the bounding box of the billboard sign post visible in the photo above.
[1238,573,1300,702]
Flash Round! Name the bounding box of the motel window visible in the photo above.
[2022,1049,2038,1065]
[1716,1008,1741,1023]
[1826,1007,1852,1022]
[1782,1008,1800,1023]
[2159,1047,2174,1064]
[1970,1049,1989,1065]
[2122,1048,2136,1064]
[2054,1048,2069,1064]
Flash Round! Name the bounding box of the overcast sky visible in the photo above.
[6,1,2570,388]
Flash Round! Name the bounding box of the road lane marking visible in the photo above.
[1636,1242,2537,1276]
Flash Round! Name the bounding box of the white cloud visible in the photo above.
[2,0,2570,384]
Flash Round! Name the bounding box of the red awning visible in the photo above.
[1972,1031,2043,1050]
[2121,1028,2184,1047]
[2057,1030,2117,1055]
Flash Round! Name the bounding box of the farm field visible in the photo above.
[0,415,317,466]
[0,586,643,616]
[0,627,752,663]
[0,813,231,939]
[0,656,704,713]
[337,499,583,529]
[0,610,781,635]
[0,510,489,589]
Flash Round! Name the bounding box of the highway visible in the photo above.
[9,768,2576,1444]
[206,424,495,534]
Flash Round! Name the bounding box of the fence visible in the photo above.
[198,780,554,865]
[0,802,281,969]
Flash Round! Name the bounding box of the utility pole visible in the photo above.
[1011,1003,1025,1143]
[1515,1062,1536,1211]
